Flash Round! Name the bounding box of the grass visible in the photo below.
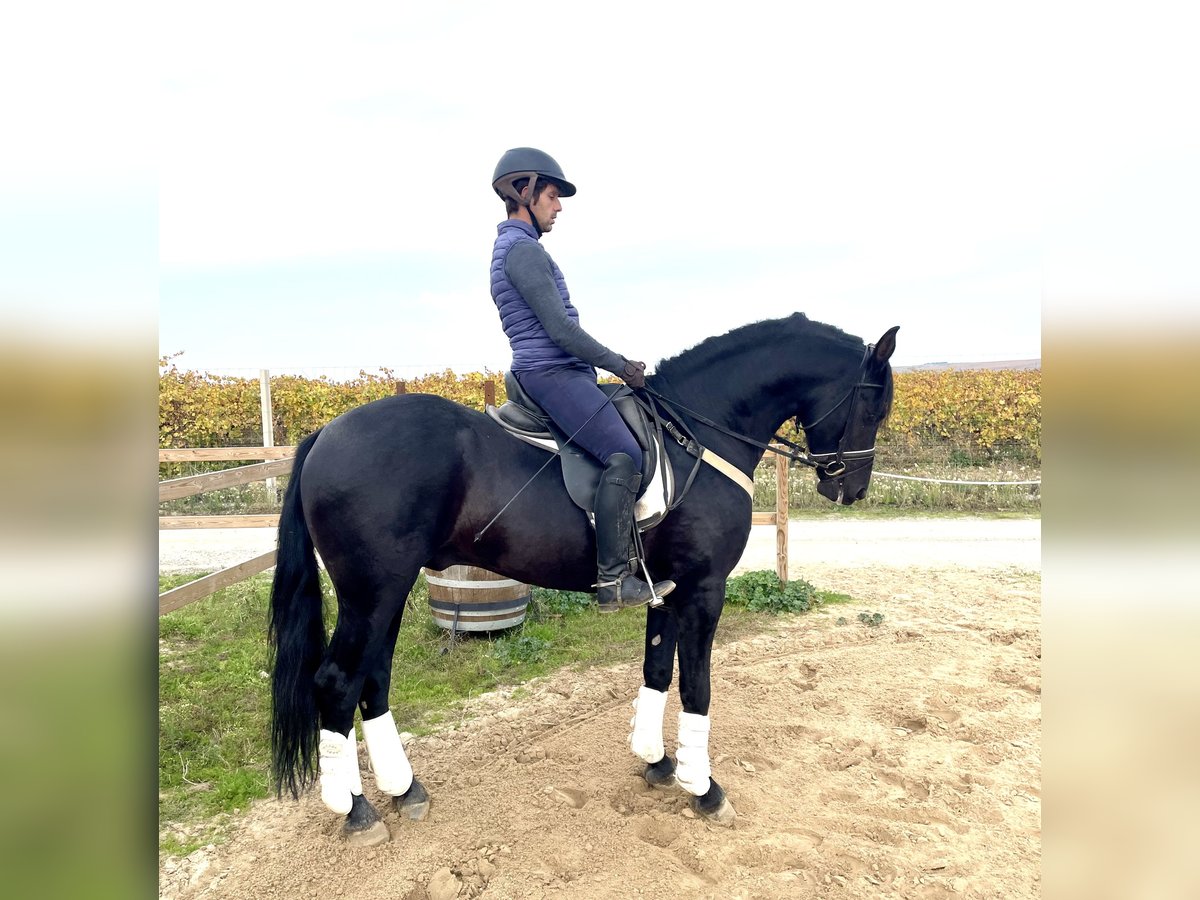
[158,569,849,856]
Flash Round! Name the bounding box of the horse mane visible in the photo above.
[654,312,864,384]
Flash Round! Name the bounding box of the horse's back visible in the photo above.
[315,393,473,453]
[299,395,482,536]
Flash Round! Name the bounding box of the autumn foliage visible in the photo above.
[159,358,1040,464]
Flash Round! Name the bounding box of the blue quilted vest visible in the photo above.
[490,219,581,371]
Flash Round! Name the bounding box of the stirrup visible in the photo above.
[595,574,675,613]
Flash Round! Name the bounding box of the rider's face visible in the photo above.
[526,183,562,232]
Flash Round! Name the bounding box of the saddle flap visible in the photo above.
[546,419,657,514]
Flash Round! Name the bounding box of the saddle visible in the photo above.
[485,372,672,530]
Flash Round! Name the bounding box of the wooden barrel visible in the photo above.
[423,565,530,633]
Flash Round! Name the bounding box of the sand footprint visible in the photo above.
[878,770,932,800]
[635,816,682,848]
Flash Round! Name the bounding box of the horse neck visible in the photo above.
[657,335,863,471]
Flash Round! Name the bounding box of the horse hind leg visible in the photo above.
[357,615,430,824]
[312,574,417,843]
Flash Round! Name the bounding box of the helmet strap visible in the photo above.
[523,174,543,236]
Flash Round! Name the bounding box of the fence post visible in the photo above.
[483,380,495,409]
[260,369,276,500]
[395,380,407,395]
[775,451,789,584]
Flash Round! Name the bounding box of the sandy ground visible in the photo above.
[159,520,1041,899]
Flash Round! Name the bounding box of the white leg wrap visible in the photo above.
[318,728,362,815]
[675,712,712,797]
[361,709,414,796]
[628,686,669,763]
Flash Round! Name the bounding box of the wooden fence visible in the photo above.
[157,447,295,615]
[159,383,791,615]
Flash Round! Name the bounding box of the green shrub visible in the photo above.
[725,571,821,614]
[491,634,550,666]
[529,588,593,618]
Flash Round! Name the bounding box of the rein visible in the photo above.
[643,344,885,481]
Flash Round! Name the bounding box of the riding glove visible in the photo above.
[621,359,647,389]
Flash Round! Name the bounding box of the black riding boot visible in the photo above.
[594,452,676,612]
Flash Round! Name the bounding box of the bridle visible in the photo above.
[642,344,887,485]
[798,345,887,481]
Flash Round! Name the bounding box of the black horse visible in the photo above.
[270,313,897,843]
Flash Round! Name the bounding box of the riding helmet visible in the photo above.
[492,147,577,205]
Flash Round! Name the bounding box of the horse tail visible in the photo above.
[268,429,327,800]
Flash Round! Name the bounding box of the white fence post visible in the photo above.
[260,369,276,500]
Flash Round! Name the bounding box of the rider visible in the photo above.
[490,147,675,611]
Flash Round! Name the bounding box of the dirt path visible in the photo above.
[160,561,1041,900]
[158,518,1041,575]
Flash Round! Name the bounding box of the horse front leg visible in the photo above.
[672,581,736,826]
[631,605,680,789]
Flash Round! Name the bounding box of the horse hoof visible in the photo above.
[644,755,678,790]
[343,794,391,846]
[393,778,431,821]
[344,819,391,847]
[690,781,736,827]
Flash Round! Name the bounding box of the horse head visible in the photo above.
[802,326,898,506]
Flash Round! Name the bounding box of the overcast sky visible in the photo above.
[154,2,1054,376]
[3,2,1197,378]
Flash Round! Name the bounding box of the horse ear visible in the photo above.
[872,326,899,365]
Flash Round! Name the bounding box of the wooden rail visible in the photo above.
[159,551,277,616]
[159,446,296,461]
[160,515,280,529]
[159,458,294,502]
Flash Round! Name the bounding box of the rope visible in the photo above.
[757,445,1040,487]
[859,472,1039,486]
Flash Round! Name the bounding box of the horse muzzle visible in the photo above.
[814,455,874,505]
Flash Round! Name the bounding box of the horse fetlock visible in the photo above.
[318,728,361,815]
[361,709,415,796]
[644,755,678,790]
[394,777,431,821]
[691,779,736,826]
[629,686,669,762]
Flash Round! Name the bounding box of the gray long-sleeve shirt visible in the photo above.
[504,241,627,375]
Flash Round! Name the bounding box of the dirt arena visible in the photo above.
[160,547,1041,899]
